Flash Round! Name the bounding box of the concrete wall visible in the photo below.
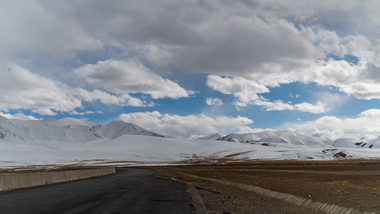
[0,167,116,192]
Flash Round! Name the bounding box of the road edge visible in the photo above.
[0,167,116,192]
[186,182,209,214]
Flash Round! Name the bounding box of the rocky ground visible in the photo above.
[148,160,380,214]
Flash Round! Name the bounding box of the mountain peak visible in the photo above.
[0,117,165,143]
[96,120,165,138]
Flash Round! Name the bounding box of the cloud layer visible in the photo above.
[0,1,102,60]
[207,75,327,113]
[119,111,254,138]
[74,59,192,99]
[0,62,150,115]
[35,0,379,110]
[3,0,380,104]
[285,109,380,140]
[1,0,380,138]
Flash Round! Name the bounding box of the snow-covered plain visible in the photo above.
[0,116,379,169]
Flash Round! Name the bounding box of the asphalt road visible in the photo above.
[0,168,194,214]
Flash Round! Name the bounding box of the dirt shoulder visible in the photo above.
[147,160,380,214]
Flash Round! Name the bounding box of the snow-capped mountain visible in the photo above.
[202,130,374,149]
[215,130,327,147]
[359,136,380,148]
[1,115,371,149]
[92,120,165,138]
[1,116,380,169]
[0,116,164,144]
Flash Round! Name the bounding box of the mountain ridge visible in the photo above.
[201,130,377,149]
[0,117,164,143]
[1,116,380,169]
[1,116,378,148]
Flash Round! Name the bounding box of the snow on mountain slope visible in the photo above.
[0,117,164,144]
[209,130,376,149]
[0,116,19,142]
[215,130,326,147]
[86,135,330,162]
[1,134,380,169]
[94,120,165,138]
[218,133,261,143]
[359,137,380,148]
[1,118,99,143]
[329,138,357,148]
[1,116,380,169]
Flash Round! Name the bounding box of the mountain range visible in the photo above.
[202,131,378,149]
[0,116,379,169]
[0,116,164,144]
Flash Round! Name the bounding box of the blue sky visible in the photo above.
[1,0,380,139]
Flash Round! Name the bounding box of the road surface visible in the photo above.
[0,168,193,214]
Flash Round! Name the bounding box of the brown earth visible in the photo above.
[147,160,380,214]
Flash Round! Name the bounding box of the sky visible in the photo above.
[1,0,380,139]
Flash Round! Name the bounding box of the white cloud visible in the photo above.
[206,39,380,103]
[74,59,192,99]
[250,98,294,111]
[68,110,103,116]
[0,62,82,115]
[206,97,223,106]
[119,111,254,138]
[0,62,151,115]
[207,75,269,104]
[75,88,154,107]
[240,33,380,101]
[294,102,327,114]
[284,109,380,139]
[0,112,39,120]
[252,99,327,114]
[2,0,380,120]
[207,75,328,114]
